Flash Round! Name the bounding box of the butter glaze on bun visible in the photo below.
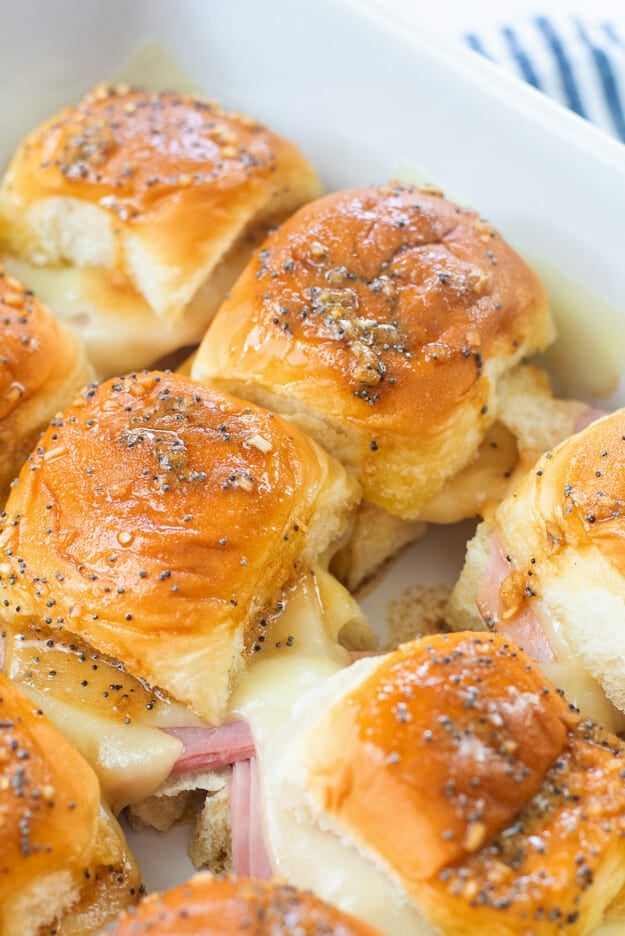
[0,84,321,375]
[106,873,381,935]
[264,633,625,934]
[0,372,359,723]
[192,183,552,521]
[0,267,92,503]
[0,673,141,935]
[305,634,570,884]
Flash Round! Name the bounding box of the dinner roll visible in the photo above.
[449,408,625,727]
[191,183,552,584]
[0,372,363,727]
[106,873,381,935]
[0,673,141,936]
[259,633,625,935]
[0,267,91,504]
[0,84,321,376]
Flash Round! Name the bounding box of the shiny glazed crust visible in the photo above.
[0,268,91,503]
[495,409,625,580]
[0,372,359,723]
[106,872,381,935]
[193,183,552,519]
[305,633,570,883]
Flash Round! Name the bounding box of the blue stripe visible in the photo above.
[501,26,543,90]
[576,20,625,141]
[603,21,625,49]
[464,32,492,59]
[534,16,588,117]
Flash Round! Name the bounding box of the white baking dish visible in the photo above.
[2,0,624,897]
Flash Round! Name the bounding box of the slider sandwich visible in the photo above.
[449,407,625,731]
[192,182,591,588]
[0,672,140,935]
[0,371,369,862]
[106,872,381,935]
[0,267,92,504]
[230,632,625,935]
[0,84,321,376]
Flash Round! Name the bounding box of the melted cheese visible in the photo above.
[2,627,203,812]
[419,422,518,525]
[231,569,433,936]
[530,600,625,735]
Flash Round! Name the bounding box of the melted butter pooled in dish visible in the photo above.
[1,625,203,811]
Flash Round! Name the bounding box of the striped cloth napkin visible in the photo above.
[464,16,625,141]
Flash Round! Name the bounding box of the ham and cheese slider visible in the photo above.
[0,672,140,935]
[106,873,381,935]
[0,267,91,504]
[0,371,368,816]
[449,408,625,731]
[191,182,556,587]
[0,84,321,376]
[238,632,625,935]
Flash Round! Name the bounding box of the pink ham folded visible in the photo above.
[165,721,255,775]
[231,757,272,879]
[167,720,272,878]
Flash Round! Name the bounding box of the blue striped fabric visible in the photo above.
[464,17,625,141]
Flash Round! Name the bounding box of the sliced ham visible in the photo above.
[166,721,272,878]
[165,720,255,776]
[249,757,272,879]
[231,758,252,876]
[477,535,556,663]
[231,756,272,879]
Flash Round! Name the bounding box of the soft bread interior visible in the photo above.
[446,519,493,633]
[127,769,232,874]
[5,213,288,377]
[331,501,426,591]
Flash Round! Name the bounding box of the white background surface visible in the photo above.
[385,0,625,31]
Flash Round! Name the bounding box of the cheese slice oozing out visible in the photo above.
[231,569,434,936]
[512,594,625,735]
[1,626,200,812]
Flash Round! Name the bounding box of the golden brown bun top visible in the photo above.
[0,268,76,422]
[306,632,571,884]
[196,183,550,499]
[0,372,353,720]
[5,83,306,226]
[418,706,625,935]
[0,672,100,901]
[107,873,381,935]
[497,408,625,577]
